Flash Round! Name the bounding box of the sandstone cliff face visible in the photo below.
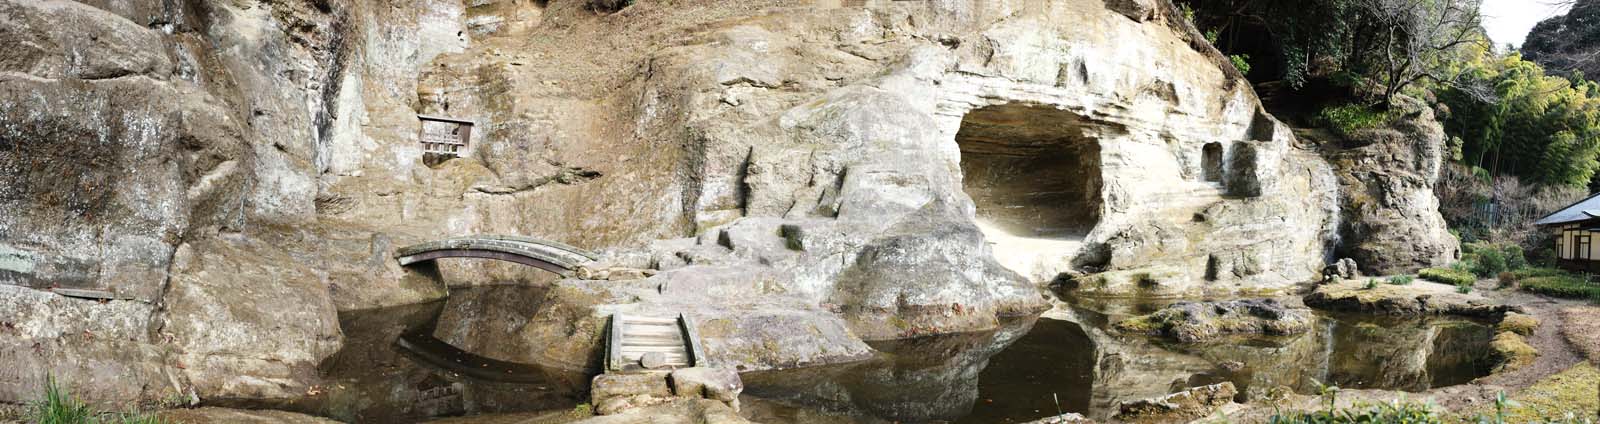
[1313,97,1460,274]
[0,0,1444,407]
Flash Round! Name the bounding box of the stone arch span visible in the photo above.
[395,235,597,278]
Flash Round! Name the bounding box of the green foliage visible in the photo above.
[1388,275,1415,285]
[1420,267,1477,286]
[30,377,166,424]
[1458,282,1474,294]
[1504,245,1528,270]
[1365,278,1379,289]
[36,377,91,424]
[1472,248,1508,278]
[1520,275,1600,299]
[1512,267,1570,280]
[1439,53,1600,188]
[1316,103,1394,137]
[1230,54,1252,75]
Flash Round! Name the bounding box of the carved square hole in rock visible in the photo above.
[956,103,1104,280]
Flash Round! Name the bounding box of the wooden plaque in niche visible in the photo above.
[418,115,474,156]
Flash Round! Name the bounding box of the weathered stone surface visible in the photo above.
[0,285,179,407]
[1499,312,1540,336]
[591,373,673,416]
[1113,382,1238,422]
[576,398,751,424]
[1490,331,1538,373]
[157,236,343,400]
[0,0,1461,408]
[1022,413,1097,424]
[1315,96,1460,275]
[159,407,341,424]
[1322,258,1360,281]
[670,367,743,411]
[1115,299,1313,343]
[1304,279,1510,318]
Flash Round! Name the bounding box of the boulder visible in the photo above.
[1320,96,1460,275]
[1114,382,1238,422]
[1115,299,1314,343]
[1304,279,1510,318]
[1499,312,1540,336]
[591,373,673,415]
[670,367,743,411]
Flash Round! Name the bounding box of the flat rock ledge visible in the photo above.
[1303,279,1511,318]
[1113,382,1238,423]
[1114,299,1313,343]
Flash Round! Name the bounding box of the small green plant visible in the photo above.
[1498,272,1516,289]
[1365,278,1379,289]
[1388,275,1414,285]
[1420,267,1476,286]
[29,377,165,424]
[572,403,593,416]
[35,376,91,424]
[1230,54,1252,75]
[1457,283,1474,294]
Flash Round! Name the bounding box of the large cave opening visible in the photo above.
[956,103,1104,280]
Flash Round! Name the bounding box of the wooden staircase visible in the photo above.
[606,313,707,373]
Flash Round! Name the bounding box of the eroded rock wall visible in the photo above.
[0,0,1450,407]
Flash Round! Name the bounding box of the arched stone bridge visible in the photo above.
[394,235,598,277]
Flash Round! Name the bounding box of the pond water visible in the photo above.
[256,286,1496,423]
[743,294,1497,423]
[246,286,587,423]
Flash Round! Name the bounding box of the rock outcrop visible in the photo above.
[1114,299,1313,343]
[1313,96,1460,275]
[0,0,1456,409]
[1304,279,1509,318]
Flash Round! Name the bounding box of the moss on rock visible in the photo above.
[1489,331,1538,373]
[1497,312,1540,336]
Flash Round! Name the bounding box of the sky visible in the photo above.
[1480,0,1573,49]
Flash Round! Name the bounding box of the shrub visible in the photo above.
[1230,54,1252,75]
[1458,283,1474,294]
[1388,275,1415,285]
[1503,245,1528,270]
[1365,278,1379,289]
[1512,267,1571,280]
[1520,275,1600,299]
[1473,248,1508,278]
[1420,267,1476,286]
[1498,271,1516,288]
[1316,104,1394,138]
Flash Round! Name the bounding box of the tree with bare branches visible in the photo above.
[1358,0,1489,108]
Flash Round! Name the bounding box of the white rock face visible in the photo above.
[0,0,1447,406]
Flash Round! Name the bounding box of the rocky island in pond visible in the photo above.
[2,0,1599,423]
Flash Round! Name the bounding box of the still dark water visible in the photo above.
[262,287,1496,423]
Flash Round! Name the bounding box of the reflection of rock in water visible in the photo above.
[1322,315,1494,391]
[431,285,552,363]
[742,317,1039,422]
[262,287,584,422]
[1059,297,1497,419]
